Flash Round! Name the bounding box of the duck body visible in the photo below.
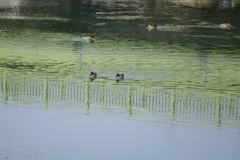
[147,24,157,31]
[82,34,94,43]
[220,23,231,29]
[116,73,124,82]
[90,71,97,81]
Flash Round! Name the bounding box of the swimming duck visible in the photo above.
[147,24,157,31]
[89,71,97,81]
[82,34,94,43]
[116,73,124,83]
[220,23,231,29]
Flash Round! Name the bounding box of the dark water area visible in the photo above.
[0,0,240,160]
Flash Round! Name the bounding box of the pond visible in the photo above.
[0,0,240,160]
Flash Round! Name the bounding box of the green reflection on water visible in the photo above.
[0,70,240,127]
[0,0,240,128]
[0,28,240,92]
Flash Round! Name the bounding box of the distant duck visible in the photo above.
[116,73,124,83]
[220,23,231,29]
[147,24,157,31]
[89,71,97,81]
[82,34,94,43]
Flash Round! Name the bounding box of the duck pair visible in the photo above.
[89,72,124,82]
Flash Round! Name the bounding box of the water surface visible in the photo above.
[0,0,240,160]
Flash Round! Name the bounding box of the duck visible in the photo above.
[82,34,94,43]
[116,73,124,83]
[220,23,231,29]
[147,24,157,31]
[89,71,97,81]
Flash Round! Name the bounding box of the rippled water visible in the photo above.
[1,0,240,160]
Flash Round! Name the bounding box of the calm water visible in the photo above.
[0,0,240,160]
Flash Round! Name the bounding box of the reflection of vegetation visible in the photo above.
[83,0,240,55]
[1,0,240,54]
[0,70,239,126]
[0,0,239,127]
[0,28,240,91]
